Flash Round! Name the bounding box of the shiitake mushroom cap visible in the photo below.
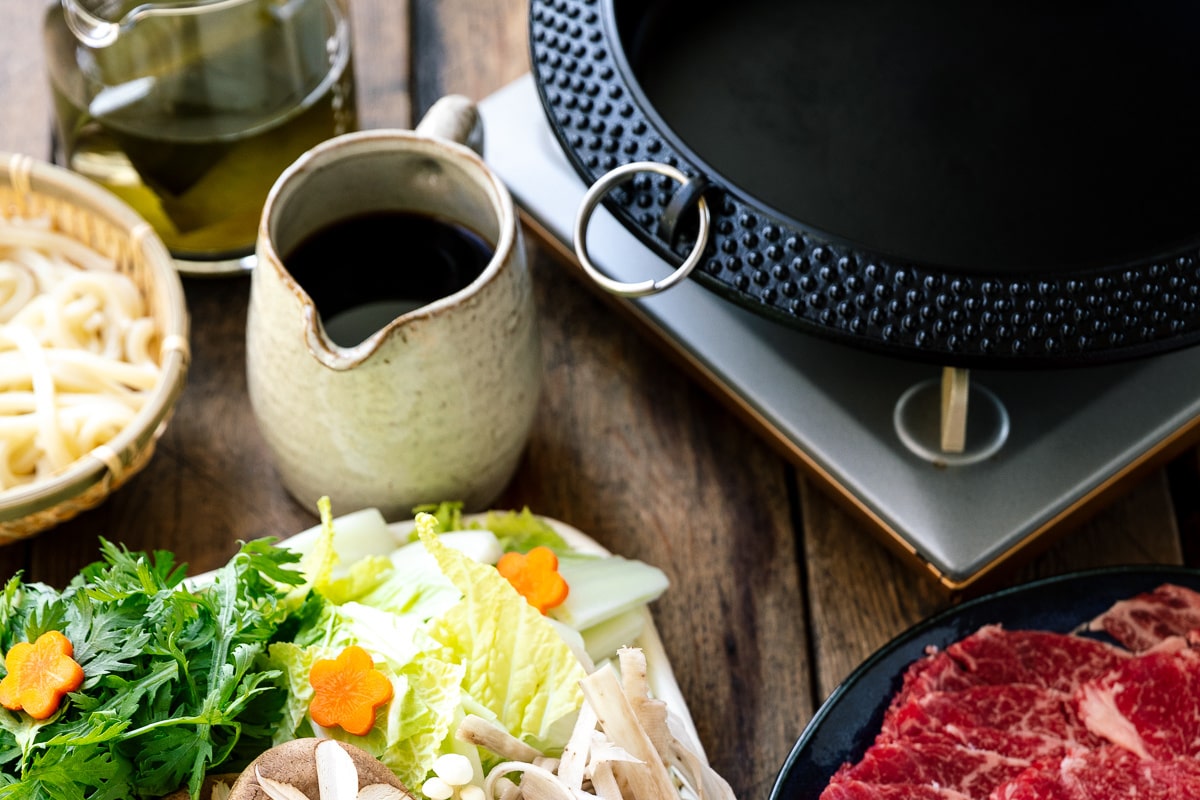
[161,739,413,800]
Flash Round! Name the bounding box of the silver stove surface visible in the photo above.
[479,75,1200,588]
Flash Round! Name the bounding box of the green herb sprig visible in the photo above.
[0,537,304,800]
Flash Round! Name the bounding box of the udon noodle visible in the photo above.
[0,217,160,491]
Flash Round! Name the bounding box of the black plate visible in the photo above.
[530,0,1200,368]
[768,565,1200,800]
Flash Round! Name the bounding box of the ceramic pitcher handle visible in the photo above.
[415,94,484,156]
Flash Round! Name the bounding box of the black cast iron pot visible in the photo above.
[530,0,1200,369]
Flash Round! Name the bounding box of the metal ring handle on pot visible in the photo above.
[573,161,711,298]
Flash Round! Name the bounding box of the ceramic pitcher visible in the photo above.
[246,96,541,518]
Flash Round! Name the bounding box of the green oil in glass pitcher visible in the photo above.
[44,0,358,274]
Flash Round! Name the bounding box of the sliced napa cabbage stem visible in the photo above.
[577,608,646,665]
[549,554,669,632]
[285,509,503,573]
[288,508,404,566]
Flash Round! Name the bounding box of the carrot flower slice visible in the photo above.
[0,630,85,720]
[496,546,569,614]
[308,645,393,736]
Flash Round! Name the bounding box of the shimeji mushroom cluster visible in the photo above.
[455,647,735,800]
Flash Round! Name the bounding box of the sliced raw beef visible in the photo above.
[1087,582,1200,652]
[1075,645,1200,760]
[880,684,1099,760]
[992,745,1200,800]
[941,626,1130,692]
[820,586,1200,800]
[829,740,1031,799]
[891,648,982,709]
[889,625,1130,712]
[819,779,971,799]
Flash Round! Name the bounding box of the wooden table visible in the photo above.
[2,3,1198,799]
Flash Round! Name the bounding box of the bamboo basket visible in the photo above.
[0,152,190,542]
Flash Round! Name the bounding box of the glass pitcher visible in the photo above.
[43,0,358,274]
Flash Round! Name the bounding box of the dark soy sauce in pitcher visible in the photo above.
[283,209,495,347]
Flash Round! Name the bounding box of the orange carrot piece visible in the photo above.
[496,546,569,614]
[0,630,84,720]
[309,645,393,736]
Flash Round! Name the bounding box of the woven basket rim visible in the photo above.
[0,152,190,528]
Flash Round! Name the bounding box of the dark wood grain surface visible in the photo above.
[1,3,1197,800]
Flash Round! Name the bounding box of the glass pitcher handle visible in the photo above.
[61,0,119,48]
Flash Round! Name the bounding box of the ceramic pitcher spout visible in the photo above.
[301,305,373,371]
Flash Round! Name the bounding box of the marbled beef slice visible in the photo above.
[1075,645,1200,760]
[992,745,1200,800]
[1087,582,1200,652]
[879,683,1099,760]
